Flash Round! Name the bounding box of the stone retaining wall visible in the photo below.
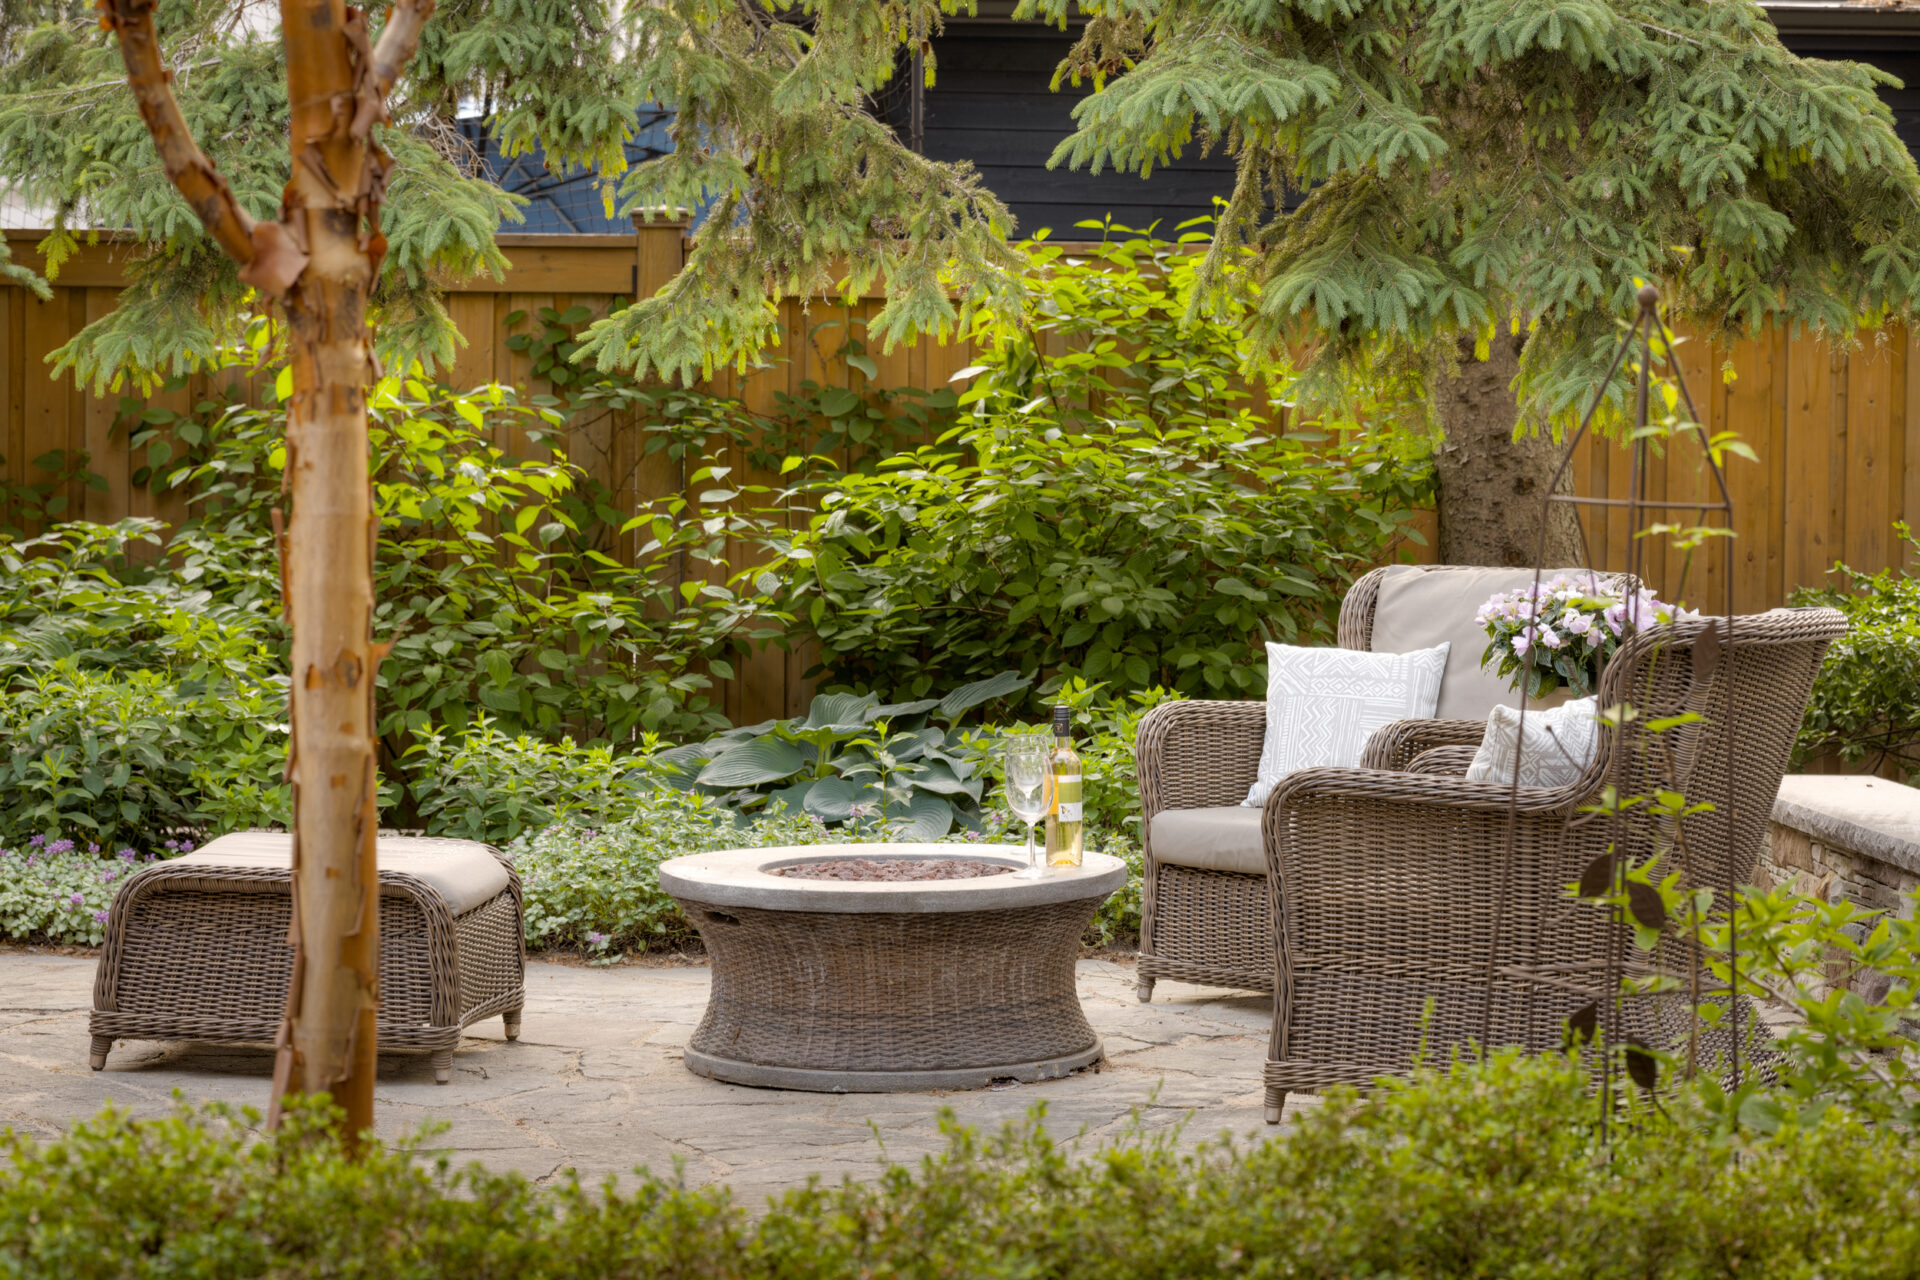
[1756,775,1920,917]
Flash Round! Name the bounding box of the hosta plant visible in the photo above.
[659,672,1031,839]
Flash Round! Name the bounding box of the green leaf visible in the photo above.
[801,691,880,732]
[937,671,1032,721]
[696,737,810,787]
[887,788,954,840]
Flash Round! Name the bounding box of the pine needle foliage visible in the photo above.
[571,0,1027,383]
[7,0,1919,416]
[0,0,634,390]
[1030,0,1920,422]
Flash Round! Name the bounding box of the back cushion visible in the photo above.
[1369,565,1599,720]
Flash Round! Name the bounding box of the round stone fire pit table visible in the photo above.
[659,844,1127,1092]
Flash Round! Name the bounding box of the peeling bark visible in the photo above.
[103,0,432,1149]
[1432,334,1585,567]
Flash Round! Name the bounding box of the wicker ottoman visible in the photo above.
[89,832,525,1083]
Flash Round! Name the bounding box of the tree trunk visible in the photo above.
[108,0,432,1150]
[275,0,382,1136]
[1431,334,1585,567]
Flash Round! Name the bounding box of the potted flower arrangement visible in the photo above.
[1477,574,1698,698]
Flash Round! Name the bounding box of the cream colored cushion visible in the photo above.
[1369,564,1599,720]
[1465,696,1601,788]
[176,831,510,917]
[1242,640,1449,806]
[1149,806,1266,876]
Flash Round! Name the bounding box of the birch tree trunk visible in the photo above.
[103,0,431,1147]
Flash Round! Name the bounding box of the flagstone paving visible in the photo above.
[0,951,1299,1206]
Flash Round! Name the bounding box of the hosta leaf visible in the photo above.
[696,737,809,787]
[800,691,880,732]
[937,670,1031,721]
[887,788,954,840]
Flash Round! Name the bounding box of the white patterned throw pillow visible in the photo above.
[1464,696,1600,788]
[1242,641,1449,807]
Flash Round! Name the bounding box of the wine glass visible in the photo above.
[1003,735,1054,879]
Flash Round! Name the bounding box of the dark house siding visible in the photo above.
[884,22,1236,238]
[1765,3,1920,158]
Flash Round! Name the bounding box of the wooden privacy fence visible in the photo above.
[2,225,1916,719]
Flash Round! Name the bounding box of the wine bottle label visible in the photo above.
[1055,774,1083,784]
[1056,801,1083,822]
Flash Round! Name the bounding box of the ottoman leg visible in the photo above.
[89,1035,112,1071]
[432,1047,454,1085]
[1135,977,1155,1004]
[1264,1087,1287,1125]
[503,1008,521,1041]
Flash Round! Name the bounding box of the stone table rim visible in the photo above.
[658,844,1127,913]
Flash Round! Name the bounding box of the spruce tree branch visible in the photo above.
[96,0,256,268]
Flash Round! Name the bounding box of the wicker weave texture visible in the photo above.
[1134,698,1272,994]
[682,897,1102,1073]
[89,845,525,1079]
[1135,567,1645,1002]
[1264,608,1846,1096]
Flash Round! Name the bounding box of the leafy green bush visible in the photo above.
[757,229,1431,702]
[512,793,847,955]
[8,1053,1920,1279]
[163,374,760,752]
[1792,528,1920,779]
[0,521,287,848]
[403,717,666,846]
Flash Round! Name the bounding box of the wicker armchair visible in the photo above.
[1259,607,1846,1122]
[1133,564,1610,1000]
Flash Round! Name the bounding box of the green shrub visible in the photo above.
[756,229,1431,702]
[512,793,845,954]
[0,522,288,848]
[1792,528,1920,779]
[7,1054,1920,1278]
[162,375,758,753]
[403,716,668,846]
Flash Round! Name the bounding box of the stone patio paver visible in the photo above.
[0,952,1300,1205]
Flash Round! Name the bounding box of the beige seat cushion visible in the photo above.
[175,831,510,917]
[1149,806,1266,877]
[1370,564,1595,720]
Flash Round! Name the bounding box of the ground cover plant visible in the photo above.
[7,1048,1920,1279]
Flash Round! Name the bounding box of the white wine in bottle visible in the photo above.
[1045,705,1084,867]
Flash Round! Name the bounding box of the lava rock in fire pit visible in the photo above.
[774,857,1014,882]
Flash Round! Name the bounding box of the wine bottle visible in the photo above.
[1044,705,1084,867]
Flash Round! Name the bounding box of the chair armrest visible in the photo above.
[1265,764,1577,820]
[1135,699,1266,820]
[1406,745,1479,776]
[1360,718,1490,771]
